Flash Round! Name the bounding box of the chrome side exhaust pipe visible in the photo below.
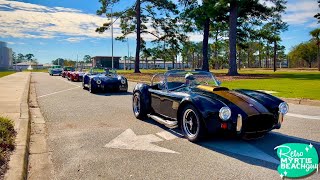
[236,114,242,134]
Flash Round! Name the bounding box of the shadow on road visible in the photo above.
[198,132,320,171]
[94,92,133,96]
[141,118,320,171]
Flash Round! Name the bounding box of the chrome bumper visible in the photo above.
[275,112,284,129]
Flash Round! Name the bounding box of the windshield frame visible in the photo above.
[89,68,117,75]
[153,70,219,91]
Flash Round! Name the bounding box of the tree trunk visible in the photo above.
[259,44,261,68]
[317,40,320,71]
[273,40,277,72]
[134,0,141,73]
[202,18,210,72]
[238,49,241,70]
[266,43,269,68]
[227,0,238,76]
[145,57,148,69]
[192,52,195,69]
[172,53,175,69]
[247,48,250,68]
[214,29,219,70]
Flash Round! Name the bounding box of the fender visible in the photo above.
[178,94,229,133]
[133,83,152,113]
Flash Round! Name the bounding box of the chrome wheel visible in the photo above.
[182,109,200,138]
[133,93,140,117]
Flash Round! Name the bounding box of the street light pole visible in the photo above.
[111,7,114,69]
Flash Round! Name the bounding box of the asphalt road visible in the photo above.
[32,72,320,180]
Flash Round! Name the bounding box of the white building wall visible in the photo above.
[119,61,188,70]
[0,41,12,69]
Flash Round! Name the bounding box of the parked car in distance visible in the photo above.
[62,66,75,78]
[48,65,63,76]
[132,70,289,142]
[83,68,128,93]
[69,70,86,82]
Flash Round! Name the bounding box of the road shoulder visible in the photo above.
[4,72,31,180]
[27,74,53,180]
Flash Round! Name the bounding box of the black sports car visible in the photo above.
[132,70,289,142]
[83,68,128,93]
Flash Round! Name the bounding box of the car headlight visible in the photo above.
[96,79,102,84]
[121,78,126,84]
[279,102,289,114]
[219,107,231,121]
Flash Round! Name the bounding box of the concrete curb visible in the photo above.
[282,98,320,107]
[5,72,31,180]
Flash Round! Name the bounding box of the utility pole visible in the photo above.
[77,54,78,69]
[111,7,114,69]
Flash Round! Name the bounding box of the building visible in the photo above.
[0,41,13,69]
[92,56,121,69]
[14,62,44,70]
[119,58,188,70]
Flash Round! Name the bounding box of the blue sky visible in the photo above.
[0,0,319,64]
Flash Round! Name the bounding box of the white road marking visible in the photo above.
[105,129,178,154]
[56,77,81,87]
[257,90,278,94]
[37,87,80,98]
[156,131,181,140]
[286,113,320,120]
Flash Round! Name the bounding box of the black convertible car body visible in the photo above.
[132,70,289,142]
[83,68,128,93]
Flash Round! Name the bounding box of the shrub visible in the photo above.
[0,117,15,163]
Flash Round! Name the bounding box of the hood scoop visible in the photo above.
[197,85,229,92]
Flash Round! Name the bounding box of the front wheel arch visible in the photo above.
[179,103,207,142]
[177,101,207,130]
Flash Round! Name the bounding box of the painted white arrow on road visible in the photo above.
[105,129,178,154]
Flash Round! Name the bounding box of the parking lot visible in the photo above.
[32,72,320,180]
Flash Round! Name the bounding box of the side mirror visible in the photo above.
[217,80,222,86]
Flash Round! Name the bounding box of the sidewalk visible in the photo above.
[0,72,30,126]
[0,72,31,180]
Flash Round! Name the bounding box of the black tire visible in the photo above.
[89,80,96,94]
[132,91,147,119]
[180,104,206,142]
[82,81,87,90]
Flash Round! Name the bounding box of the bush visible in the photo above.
[0,117,15,163]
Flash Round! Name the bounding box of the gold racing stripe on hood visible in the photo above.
[197,85,259,116]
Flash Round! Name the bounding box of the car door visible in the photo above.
[149,89,162,115]
[159,90,185,119]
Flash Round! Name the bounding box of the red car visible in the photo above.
[68,71,86,82]
[62,67,75,78]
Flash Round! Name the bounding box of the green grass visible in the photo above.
[213,69,320,100]
[0,71,15,78]
[0,117,15,164]
[120,68,320,100]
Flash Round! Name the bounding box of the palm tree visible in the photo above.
[310,28,320,71]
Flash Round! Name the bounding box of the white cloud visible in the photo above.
[307,21,319,28]
[0,0,205,42]
[0,0,118,40]
[64,37,88,43]
[283,0,318,26]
